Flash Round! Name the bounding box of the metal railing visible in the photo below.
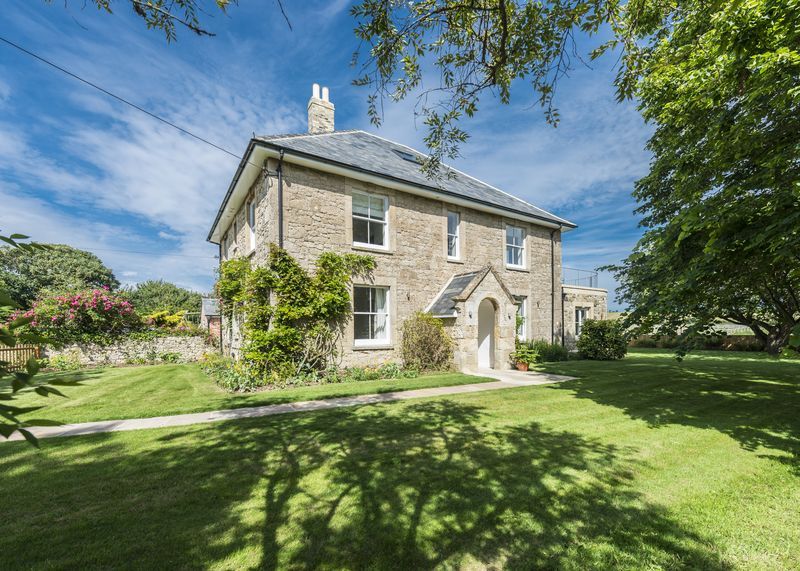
[562,267,599,288]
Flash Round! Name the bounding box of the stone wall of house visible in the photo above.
[562,285,608,349]
[44,336,211,367]
[219,160,566,370]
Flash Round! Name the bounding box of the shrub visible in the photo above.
[159,352,181,363]
[12,287,140,345]
[629,336,658,348]
[47,350,82,371]
[144,310,185,328]
[401,312,454,371]
[577,320,627,360]
[199,353,263,392]
[216,247,376,381]
[527,340,569,362]
[511,344,538,366]
[201,351,419,393]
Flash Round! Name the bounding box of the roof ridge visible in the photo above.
[257,129,362,141]
[349,131,570,225]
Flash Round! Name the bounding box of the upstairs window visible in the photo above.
[353,286,389,345]
[575,307,589,337]
[506,225,525,268]
[247,199,256,251]
[447,211,460,259]
[352,192,388,249]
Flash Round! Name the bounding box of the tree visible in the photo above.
[0,244,119,308]
[604,0,800,354]
[127,280,202,315]
[43,1,291,41]
[353,0,799,353]
[351,0,635,171]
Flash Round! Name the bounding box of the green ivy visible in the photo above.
[216,245,375,382]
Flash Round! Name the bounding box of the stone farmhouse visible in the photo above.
[208,85,607,371]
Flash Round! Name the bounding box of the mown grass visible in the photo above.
[9,364,490,424]
[1,349,798,569]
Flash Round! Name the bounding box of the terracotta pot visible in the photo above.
[516,362,529,372]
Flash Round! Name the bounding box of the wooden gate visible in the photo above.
[0,345,41,371]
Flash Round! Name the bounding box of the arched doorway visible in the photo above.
[477,298,496,369]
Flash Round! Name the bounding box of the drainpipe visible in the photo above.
[277,150,285,248]
[561,291,566,347]
[549,226,560,344]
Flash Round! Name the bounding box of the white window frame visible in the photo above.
[575,307,589,337]
[247,199,256,252]
[516,297,527,340]
[352,191,389,250]
[447,211,460,259]
[505,225,526,269]
[353,286,391,346]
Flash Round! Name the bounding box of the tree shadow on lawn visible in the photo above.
[0,401,728,570]
[553,357,800,471]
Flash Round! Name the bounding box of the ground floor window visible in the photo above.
[575,307,589,337]
[516,297,527,340]
[353,286,389,345]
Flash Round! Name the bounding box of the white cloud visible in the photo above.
[0,183,218,292]
[0,11,305,291]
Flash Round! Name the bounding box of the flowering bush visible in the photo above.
[10,287,142,345]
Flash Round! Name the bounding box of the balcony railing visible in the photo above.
[562,267,599,288]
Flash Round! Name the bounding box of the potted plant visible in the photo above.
[511,345,537,371]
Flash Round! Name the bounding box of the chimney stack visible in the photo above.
[308,83,334,134]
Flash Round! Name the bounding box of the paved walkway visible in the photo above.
[5,370,575,443]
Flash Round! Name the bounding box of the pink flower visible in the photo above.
[51,316,58,322]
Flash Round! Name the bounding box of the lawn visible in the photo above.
[10,365,492,424]
[1,349,798,569]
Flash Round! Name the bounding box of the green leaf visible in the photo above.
[9,315,34,328]
[25,356,41,376]
[0,291,18,307]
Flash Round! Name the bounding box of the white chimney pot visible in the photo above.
[307,83,335,134]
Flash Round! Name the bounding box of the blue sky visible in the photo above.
[0,1,650,309]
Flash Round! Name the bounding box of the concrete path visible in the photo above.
[5,370,575,443]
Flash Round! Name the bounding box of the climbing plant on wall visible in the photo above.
[216,245,375,381]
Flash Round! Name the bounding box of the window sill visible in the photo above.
[352,343,395,351]
[506,265,529,273]
[245,248,256,258]
[352,244,393,255]
[447,257,464,264]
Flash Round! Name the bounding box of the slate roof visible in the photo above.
[254,130,575,228]
[427,270,484,318]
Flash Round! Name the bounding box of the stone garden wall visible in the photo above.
[44,335,211,367]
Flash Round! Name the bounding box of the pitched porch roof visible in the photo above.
[426,266,518,318]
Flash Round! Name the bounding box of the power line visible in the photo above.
[0,34,253,166]
[74,245,218,259]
